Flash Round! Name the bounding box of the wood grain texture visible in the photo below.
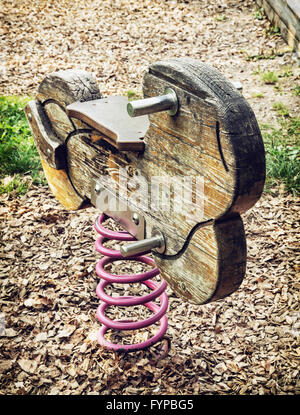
[41,159,84,210]
[256,0,300,52]
[144,58,266,218]
[154,215,246,304]
[37,70,102,106]
[31,70,102,210]
[37,70,102,142]
[66,132,246,303]
[29,60,265,304]
[24,100,66,169]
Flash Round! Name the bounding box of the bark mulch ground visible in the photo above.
[0,0,299,395]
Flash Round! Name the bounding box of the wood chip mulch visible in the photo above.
[0,186,299,395]
[0,0,299,396]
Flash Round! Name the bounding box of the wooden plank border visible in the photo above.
[256,0,300,52]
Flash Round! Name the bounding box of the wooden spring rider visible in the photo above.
[25,58,265,352]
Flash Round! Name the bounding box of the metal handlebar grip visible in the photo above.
[127,88,178,117]
[120,231,165,257]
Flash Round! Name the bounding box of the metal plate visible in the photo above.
[91,179,145,240]
[66,96,149,151]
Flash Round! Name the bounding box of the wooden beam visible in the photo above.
[256,0,300,52]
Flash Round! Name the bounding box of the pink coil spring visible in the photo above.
[94,214,168,352]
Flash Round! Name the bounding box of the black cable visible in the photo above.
[153,218,214,261]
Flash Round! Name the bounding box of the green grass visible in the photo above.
[0,95,299,198]
[272,102,290,117]
[261,71,279,85]
[215,15,227,22]
[278,66,293,78]
[252,92,265,98]
[254,7,264,20]
[243,46,292,62]
[261,103,300,196]
[265,25,281,38]
[292,85,300,96]
[244,51,277,61]
[126,89,143,101]
[0,96,45,195]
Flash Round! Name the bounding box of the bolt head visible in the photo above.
[132,212,140,225]
[132,212,139,225]
[94,184,101,194]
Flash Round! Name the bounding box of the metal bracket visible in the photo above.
[66,96,149,151]
[91,179,145,240]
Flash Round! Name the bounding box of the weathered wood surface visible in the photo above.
[25,59,265,304]
[144,59,265,218]
[41,159,84,211]
[256,0,300,52]
[65,133,247,303]
[24,100,65,169]
[66,60,265,243]
[155,216,246,304]
[25,70,102,211]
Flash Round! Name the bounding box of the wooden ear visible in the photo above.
[26,70,102,211]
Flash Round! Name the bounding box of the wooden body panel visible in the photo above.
[144,59,265,217]
[25,59,265,304]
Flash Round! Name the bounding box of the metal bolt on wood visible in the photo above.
[127,87,178,117]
